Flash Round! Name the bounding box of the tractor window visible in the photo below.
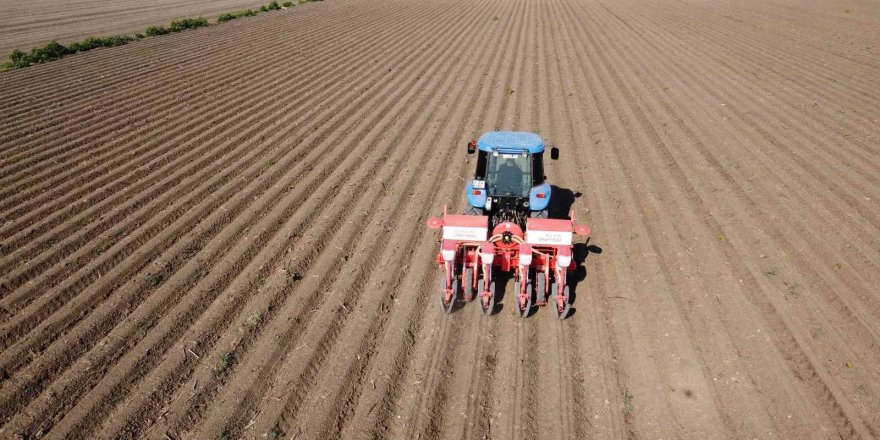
[486,152,532,197]
[475,150,488,180]
[532,153,544,185]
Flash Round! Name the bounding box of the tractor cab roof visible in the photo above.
[476,131,544,154]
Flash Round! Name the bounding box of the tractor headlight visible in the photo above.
[480,252,494,264]
[520,252,532,266]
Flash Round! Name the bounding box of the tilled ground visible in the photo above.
[0,0,269,54]
[0,0,878,438]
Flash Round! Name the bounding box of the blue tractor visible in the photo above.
[428,131,589,317]
[465,131,559,228]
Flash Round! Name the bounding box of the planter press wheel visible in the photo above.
[535,272,547,306]
[481,279,496,316]
[439,271,458,314]
[513,278,532,318]
[550,282,571,319]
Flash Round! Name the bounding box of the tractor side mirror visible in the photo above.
[550,147,560,160]
[467,140,476,154]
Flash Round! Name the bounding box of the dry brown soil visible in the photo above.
[0,0,878,438]
[0,0,268,54]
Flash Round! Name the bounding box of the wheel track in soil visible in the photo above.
[5,0,474,436]
[541,1,643,437]
[0,1,454,434]
[560,2,755,436]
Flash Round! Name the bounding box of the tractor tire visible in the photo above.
[465,205,483,216]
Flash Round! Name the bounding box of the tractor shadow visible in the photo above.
[547,185,579,220]
[547,185,603,319]
[568,237,603,318]
[489,274,509,316]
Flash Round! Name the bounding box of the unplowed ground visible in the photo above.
[0,0,878,438]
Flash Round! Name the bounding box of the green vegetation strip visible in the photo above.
[2,0,321,70]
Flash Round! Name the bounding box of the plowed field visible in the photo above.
[0,0,267,54]
[1,0,878,438]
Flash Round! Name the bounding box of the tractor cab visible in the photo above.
[465,131,559,228]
